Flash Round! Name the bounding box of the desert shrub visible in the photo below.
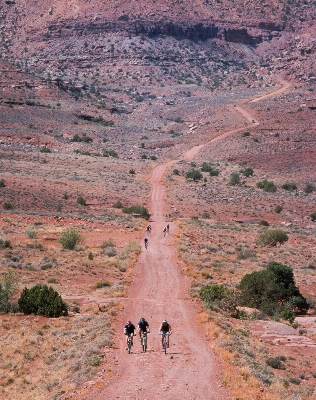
[58,228,81,250]
[88,252,93,260]
[40,146,51,153]
[310,212,316,221]
[101,238,117,256]
[202,212,210,219]
[18,284,68,317]
[275,205,283,214]
[25,227,36,239]
[71,134,93,143]
[103,149,118,158]
[122,205,150,220]
[259,220,269,226]
[0,179,6,187]
[129,169,135,175]
[289,377,301,385]
[256,229,288,247]
[266,356,286,370]
[150,155,157,160]
[237,249,256,260]
[77,196,86,206]
[0,239,13,249]
[3,202,13,210]
[281,183,297,191]
[0,269,19,313]
[229,173,240,186]
[113,200,124,209]
[94,280,111,289]
[173,169,179,175]
[47,278,58,284]
[200,284,230,309]
[209,168,219,176]
[186,169,203,181]
[141,154,147,159]
[241,167,254,177]
[239,262,309,318]
[40,263,52,270]
[257,179,277,192]
[242,131,250,136]
[304,183,315,194]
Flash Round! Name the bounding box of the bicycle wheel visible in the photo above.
[128,339,131,354]
[144,337,147,352]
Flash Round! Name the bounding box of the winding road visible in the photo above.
[67,78,291,400]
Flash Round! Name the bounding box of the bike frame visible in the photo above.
[127,333,134,354]
[160,332,170,354]
[140,331,148,352]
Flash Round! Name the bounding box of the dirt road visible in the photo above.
[84,163,229,400]
[67,78,291,400]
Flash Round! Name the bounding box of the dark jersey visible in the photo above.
[160,322,171,332]
[124,323,135,334]
[138,320,149,331]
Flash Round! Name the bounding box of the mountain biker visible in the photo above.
[166,224,169,233]
[124,320,136,349]
[138,317,150,344]
[144,237,148,249]
[146,224,151,235]
[163,226,167,237]
[159,319,172,348]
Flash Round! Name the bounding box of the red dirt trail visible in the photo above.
[66,78,291,400]
[85,160,230,399]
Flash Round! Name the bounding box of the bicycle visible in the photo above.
[144,239,148,249]
[160,332,171,355]
[140,331,149,352]
[126,333,135,354]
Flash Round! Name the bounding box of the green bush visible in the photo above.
[311,212,316,221]
[18,284,68,317]
[94,280,111,289]
[0,269,19,313]
[40,146,51,153]
[259,220,269,226]
[173,169,180,175]
[281,183,297,191]
[122,205,150,220]
[209,168,219,176]
[266,356,286,370]
[129,169,136,175]
[200,284,230,309]
[77,196,86,206]
[256,229,288,247]
[58,228,81,250]
[241,167,253,177]
[113,200,124,209]
[239,262,309,318]
[304,183,315,194]
[275,205,283,214]
[229,173,240,186]
[256,179,277,192]
[186,169,203,181]
[3,202,13,210]
[242,131,250,137]
[0,179,6,187]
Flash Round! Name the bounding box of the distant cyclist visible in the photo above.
[144,237,148,249]
[138,317,150,344]
[166,224,170,233]
[159,319,172,348]
[146,224,152,235]
[163,226,167,237]
[124,320,136,349]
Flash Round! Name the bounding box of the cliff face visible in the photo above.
[43,18,283,46]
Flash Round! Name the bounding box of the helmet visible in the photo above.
[163,319,167,323]
[127,320,131,324]
[140,317,145,322]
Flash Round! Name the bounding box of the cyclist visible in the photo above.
[138,317,150,345]
[166,224,170,233]
[124,320,136,349]
[159,319,172,348]
[146,224,151,235]
[144,237,148,249]
[163,226,167,237]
